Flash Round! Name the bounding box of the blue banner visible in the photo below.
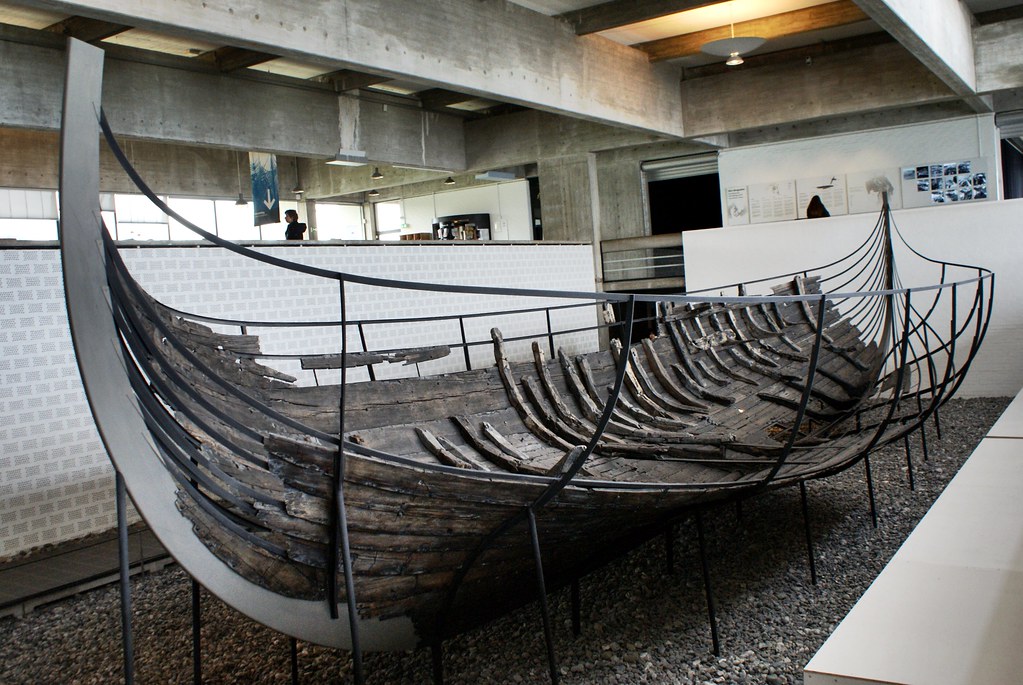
[249,152,280,226]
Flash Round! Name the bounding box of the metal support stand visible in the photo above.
[290,638,299,685]
[903,435,916,491]
[665,523,676,574]
[920,421,930,461]
[431,643,444,685]
[799,481,817,585]
[527,508,559,684]
[863,455,878,528]
[115,470,135,685]
[570,579,581,637]
[694,511,720,656]
[933,407,942,440]
[192,580,202,684]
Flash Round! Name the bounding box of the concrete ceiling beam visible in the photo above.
[25,0,685,138]
[679,41,957,138]
[0,36,466,171]
[853,0,989,112]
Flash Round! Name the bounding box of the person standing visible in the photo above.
[284,209,307,240]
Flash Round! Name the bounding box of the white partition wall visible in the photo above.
[683,197,1023,397]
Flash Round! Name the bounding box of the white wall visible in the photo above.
[718,115,1001,221]
[0,241,595,559]
[683,198,1023,398]
[397,180,532,240]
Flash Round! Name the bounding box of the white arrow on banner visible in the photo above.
[264,188,276,211]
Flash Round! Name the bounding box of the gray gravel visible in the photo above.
[0,396,1010,685]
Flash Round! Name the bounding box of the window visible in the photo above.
[374,201,403,241]
[315,203,365,240]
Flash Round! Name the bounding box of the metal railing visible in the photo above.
[600,232,685,292]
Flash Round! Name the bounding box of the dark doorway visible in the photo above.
[1002,139,1023,200]
[648,174,723,235]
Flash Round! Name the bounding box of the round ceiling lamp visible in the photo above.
[701,32,765,66]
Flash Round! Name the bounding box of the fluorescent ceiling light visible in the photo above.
[326,149,368,166]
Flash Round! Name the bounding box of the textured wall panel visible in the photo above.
[0,243,597,559]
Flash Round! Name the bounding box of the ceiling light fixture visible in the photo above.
[326,148,368,166]
[701,22,764,67]
[443,177,456,185]
[371,167,383,180]
[367,188,380,197]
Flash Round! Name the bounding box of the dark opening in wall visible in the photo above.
[1002,139,1023,199]
[648,174,722,235]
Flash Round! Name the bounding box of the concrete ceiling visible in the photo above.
[1,0,1023,193]
[2,0,1020,120]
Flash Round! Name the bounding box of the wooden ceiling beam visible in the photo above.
[44,16,130,43]
[637,0,869,62]
[318,69,391,92]
[417,88,475,110]
[196,46,277,72]
[560,0,721,35]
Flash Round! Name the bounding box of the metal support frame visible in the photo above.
[664,523,676,574]
[431,643,444,685]
[192,580,202,684]
[527,507,560,685]
[290,638,300,685]
[694,510,720,656]
[863,455,879,528]
[903,434,916,491]
[570,579,582,637]
[115,471,136,685]
[799,481,818,585]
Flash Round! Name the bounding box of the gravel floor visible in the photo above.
[0,396,1010,685]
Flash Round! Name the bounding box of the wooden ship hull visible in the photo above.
[58,39,993,663]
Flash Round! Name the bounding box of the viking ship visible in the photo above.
[59,40,992,680]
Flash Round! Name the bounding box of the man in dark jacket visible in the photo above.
[284,209,307,240]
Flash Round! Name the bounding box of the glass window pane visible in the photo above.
[114,193,168,225]
[260,200,299,241]
[375,201,402,241]
[102,210,117,239]
[0,218,58,241]
[316,203,365,240]
[168,198,217,240]
[117,222,169,241]
[214,200,261,241]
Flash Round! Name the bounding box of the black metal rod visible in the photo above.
[290,638,299,685]
[115,471,135,685]
[571,579,581,637]
[933,406,942,440]
[458,317,472,371]
[694,510,720,656]
[431,643,444,685]
[920,420,930,461]
[665,523,676,574]
[864,455,878,528]
[904,434,916,491]
[357,323,376,382]
[799,481,818,585]
[546,309,556,357]
[192,579,202,685]
[527,508,559,685]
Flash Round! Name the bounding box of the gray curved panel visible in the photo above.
[58,38,415,652]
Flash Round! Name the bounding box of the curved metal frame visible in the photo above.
[59,38,994,682]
